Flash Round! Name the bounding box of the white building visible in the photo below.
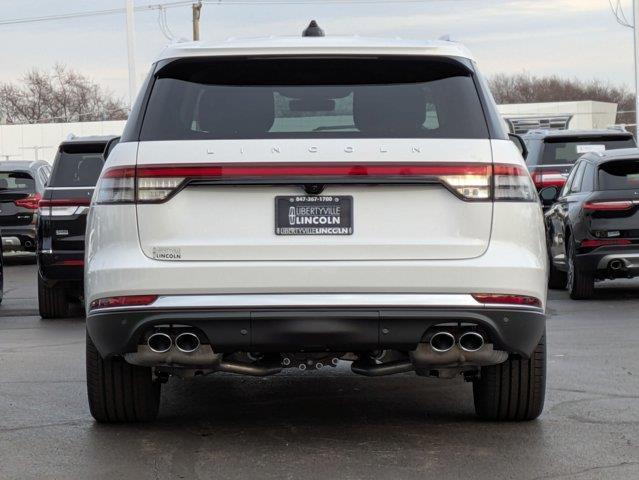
[497,101,619,134]
[0,101,622,163]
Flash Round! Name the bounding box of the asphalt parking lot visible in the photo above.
[0,259,638,480]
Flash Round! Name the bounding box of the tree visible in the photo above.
[488,72,634,126]
[0,64,128,124]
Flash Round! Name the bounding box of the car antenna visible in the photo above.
[303,20,324,37]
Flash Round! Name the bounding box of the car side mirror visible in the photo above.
[539,186,559,206]
[508,133,528,160]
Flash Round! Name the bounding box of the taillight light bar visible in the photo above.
[580,239,631,248]
[38,198,92,217]
[14,193,41,210]
[472,293,542,309]
[531,170,567,189]
[584,201,635,211]
[96,162,536,204]
[89,295,158,311]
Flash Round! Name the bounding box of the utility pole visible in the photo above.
[634,0,639,127]
[192,1,202,41]
[125,0,137,109]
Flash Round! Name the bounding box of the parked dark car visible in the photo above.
[543,148,639,299]
[37,135,118,318]
[523,128,636,194]
[0,161,51,254]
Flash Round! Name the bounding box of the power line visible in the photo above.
[608,0,633,28]
[0,1,194,27]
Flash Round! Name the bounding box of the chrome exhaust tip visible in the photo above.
[609,259,624,271]
[459,331,485,352]
[175,332,200,353]
[147,332,172,353]
[429,331,455,353]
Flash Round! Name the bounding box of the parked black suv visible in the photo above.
[37,136,118,318]
[523,128,635,194]
[543,148,639,299]
[0,161,51,254]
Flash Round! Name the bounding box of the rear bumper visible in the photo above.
[38,250,84,282]
[86,293,546,359]
[1,226,36,251]
[577,245,639,278]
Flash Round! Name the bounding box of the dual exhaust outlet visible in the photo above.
[430,331,485,353]
[147,332,200,354]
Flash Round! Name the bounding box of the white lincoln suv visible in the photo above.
[85,32,547,423]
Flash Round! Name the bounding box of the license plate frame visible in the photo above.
[275,196,353,236]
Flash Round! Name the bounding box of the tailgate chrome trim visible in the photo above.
[154,293,483,309]
[90,293,489,313]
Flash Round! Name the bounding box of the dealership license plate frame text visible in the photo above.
[275,196,353,236]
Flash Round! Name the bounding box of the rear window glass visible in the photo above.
[598,160,639,190]
[50,145,105,187]
[140,57,489,140]
[541,136,635,165]
[0,171,35,193]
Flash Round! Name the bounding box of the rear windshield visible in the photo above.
[140,57,489,140]
[598,160,639,190]
[541,136,635,165]
[0,171,35,193]
[50,145,105,187]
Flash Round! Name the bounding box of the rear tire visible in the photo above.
[86,332,160,423]
[473,333,546,421]
[38,276,69,318]
[567,241,594,300]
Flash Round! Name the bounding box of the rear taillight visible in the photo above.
[580,239,631,248]
[89,294,158,311]
[472,293,542,308]
[95,163,536,204]
[583,201,634,211]
[493,164,536,201]
[95,167,136,204]
[531,169,567,189]
[14,193,41,210]
[38,198,91,216]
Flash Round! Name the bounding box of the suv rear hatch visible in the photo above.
[0,171,38,226]
[585,159,639,241]
[40,143,106,251]
[532,134,635,190]
[133,56,495,262]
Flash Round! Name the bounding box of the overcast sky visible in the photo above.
[0,0,635,103]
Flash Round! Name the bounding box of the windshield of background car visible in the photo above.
[50,145,105,187]
[139,56,490,140]
[0,171,35,193]
[598,159,639,190]
[541,136,635,165]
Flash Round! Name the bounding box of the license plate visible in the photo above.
[275,196,353,235]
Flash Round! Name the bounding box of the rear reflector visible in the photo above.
[472,293,542,308]
[89,295,158,311]
[97,163,536,204]
[52,259,84,266]
[580,239,631,248]
[14,193,41,210]
[584,201,634,211]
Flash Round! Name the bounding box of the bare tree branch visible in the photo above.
[0,65,128,124]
